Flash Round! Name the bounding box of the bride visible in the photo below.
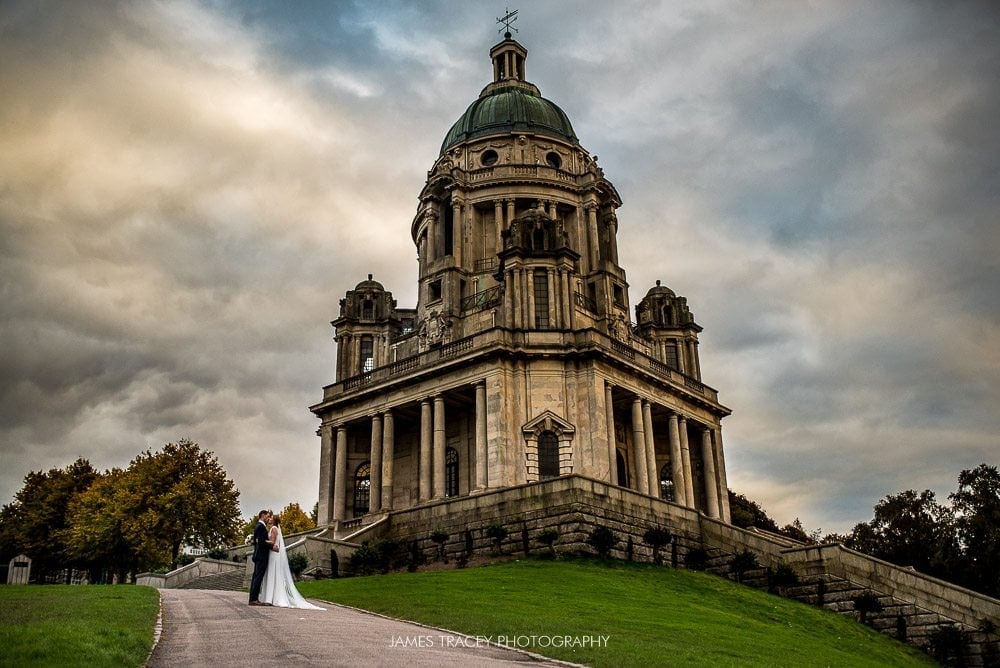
[259,513,324,610]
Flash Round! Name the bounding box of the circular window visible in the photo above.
[481,149,498,167]
[545,151,562,169]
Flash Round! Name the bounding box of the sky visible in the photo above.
[1,1,997,534]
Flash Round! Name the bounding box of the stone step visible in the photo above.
[179,569,246,591]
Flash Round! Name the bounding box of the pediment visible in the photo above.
[521,410,575,438]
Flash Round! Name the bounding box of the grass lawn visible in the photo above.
[0,584,159,667]
[298,557,935,667]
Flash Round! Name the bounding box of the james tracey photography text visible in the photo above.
[389,634,611,649]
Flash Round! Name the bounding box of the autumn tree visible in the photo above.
[66,468,143,583]
[123,440,242,564]
[278,502,315,535]
[0,458,98,579]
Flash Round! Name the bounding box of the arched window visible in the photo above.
[660,463,675,502]
[616,450,628,487]
[353,462,371,516]
[445,447,459,497]
[538,430,560,479]
[362,299,374,319]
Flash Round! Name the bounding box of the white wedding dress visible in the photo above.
[259,526,324,610]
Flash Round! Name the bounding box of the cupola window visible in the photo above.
[545,151,561,169]
[481,149,498,167]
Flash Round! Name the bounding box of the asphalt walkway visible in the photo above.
[146,589,570,667]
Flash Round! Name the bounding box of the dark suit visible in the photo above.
[248,520,270,603]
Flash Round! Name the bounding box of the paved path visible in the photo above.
[147,589,570,667]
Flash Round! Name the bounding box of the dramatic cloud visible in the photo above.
[2,1,997,532]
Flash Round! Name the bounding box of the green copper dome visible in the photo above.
[440,85,578,154]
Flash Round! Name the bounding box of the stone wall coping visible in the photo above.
[136,557,244,589]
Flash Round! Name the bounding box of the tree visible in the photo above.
[586,526,618,559]
[728,491,780,532]
[278,502,316,535]
[537,528,559,558]
[0,458,98,579]
[852,591,884,625]
[643,527,673,565]
[846,489,957,578]
[729,549,759,584]
[66,440,242,578]
[949,464,1000,597]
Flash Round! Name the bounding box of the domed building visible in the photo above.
[311,33,732,535]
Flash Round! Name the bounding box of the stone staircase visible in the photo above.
[177,568,245,591]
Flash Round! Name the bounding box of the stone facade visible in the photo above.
[310,34,731,537]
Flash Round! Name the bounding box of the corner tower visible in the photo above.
[311,34,731,533]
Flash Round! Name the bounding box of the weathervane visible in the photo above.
[497,7,518,38]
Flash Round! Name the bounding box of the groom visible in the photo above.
[248,509,273,606]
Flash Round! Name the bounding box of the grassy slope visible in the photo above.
[298,558,934,667]
[0,585,159,667]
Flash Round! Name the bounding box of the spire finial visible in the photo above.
[497,7,518,37]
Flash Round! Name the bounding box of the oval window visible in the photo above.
[545,151,562,169]
[481,149,498,167]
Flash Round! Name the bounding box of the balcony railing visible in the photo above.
[474,257,498,273]
[325,327,716,404]
[574,292,597,313]
[461,285,503,312]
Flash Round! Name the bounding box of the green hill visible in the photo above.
[298,557,934,667]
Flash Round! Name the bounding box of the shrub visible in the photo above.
[851,591,884,625]
[643,527,673,565]
[484,524,508,555]
[207,547,229,561]
[408,540,425,572]
[287,552,308,578]
[586,526,618,559]
[348,538,409,575]
[537,529,559,558]
[685,547,709,571]
[729,550,759,584]
[521,525,530,556]
[175,554,196,568]
[926,625,969,666]
[464,529,474,557]
[770,562,800,592]
[430,530,449,562]
[626,536,634,561]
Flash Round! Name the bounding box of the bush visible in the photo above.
[430,530,449,562]
[851,591,884,625]
[926,625,969,666]
[643,527,673,565]
[349,538,409,575]
[484,524,508,555]
[586,526,618,559]
[729,550,759,583]
[207,547,228,561]
[287,552,308,578]
[685,547,709,571]
[770,562,800,592]
[537,529,559,557]
[175,554,196,568]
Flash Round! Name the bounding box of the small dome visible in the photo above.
[645,280,675,298]
[354,274,384,292]
[441,85,578,154]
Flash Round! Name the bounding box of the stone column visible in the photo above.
[494,199,504,252]
[433,395,446,498]
[317,423,333,525]
[369,414,382,513]
[667,413,686,505]
[333,426,347,521]
[586,204,599,270]
[642,401,658,495]
[452,198,463,264]
[560,269,572,329]
[505,199,515,231]
[608,213,620,265]
[713,428,731,523]
[679,417,695,507]
[701,428,720,519]
[547,268,557,328]
[381,410,394,510]
[527,269,536,328]
[419,399,431,501]
[475,382,488,491]
[434,207,445,261]
[605,383,618,484]
[631,399,649,495]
